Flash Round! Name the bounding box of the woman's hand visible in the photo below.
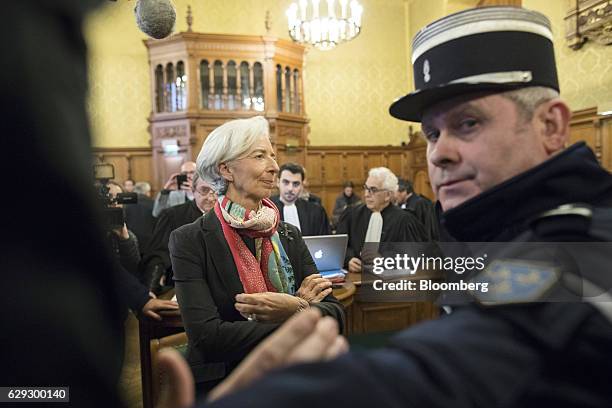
[296,274,333,304]
[235,292,303,323]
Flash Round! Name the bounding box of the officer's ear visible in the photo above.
[535,98,571,156]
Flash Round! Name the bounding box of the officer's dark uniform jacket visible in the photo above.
[209,142,612,408]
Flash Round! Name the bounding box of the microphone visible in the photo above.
[134,0,176,39]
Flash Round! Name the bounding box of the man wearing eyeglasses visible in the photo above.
[153,161,198,217]
[336,167,427,273]
[141,173,217,294]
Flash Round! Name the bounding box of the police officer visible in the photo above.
[159,7,612,408]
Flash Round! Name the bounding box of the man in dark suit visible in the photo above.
[142,173,216,294]
[271,163,331,236]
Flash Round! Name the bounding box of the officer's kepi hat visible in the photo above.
[389,7,559,122]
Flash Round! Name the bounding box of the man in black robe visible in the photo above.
[271,163,330,237]
[396,178,439,240]
[142,174,216,293]
[337,167,427,272]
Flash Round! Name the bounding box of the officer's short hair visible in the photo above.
[500,86,560,122]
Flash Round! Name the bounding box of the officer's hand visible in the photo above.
[155,348,194,408]
[348,257,362,273]
[207,308,348,403]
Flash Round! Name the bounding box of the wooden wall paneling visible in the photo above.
[404,135,434,199]
[386,151,405,177]
[92,148,154,195]
[345,152,365,183]
[569,107,603,166]
[322,152,344,185]
[130,155,154,184]
[569,121,597,152]
[350,302,414,334]
[93,109,607,220]
[305,152,323,185]
[276,122,307,166]
[414,170,435,201]
[157,154,190,191]
[365,152,386,171]
[102,155,130,183]
[278,146,305,166]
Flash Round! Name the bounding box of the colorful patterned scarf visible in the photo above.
[214,195,295,294]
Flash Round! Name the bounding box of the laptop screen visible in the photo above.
[302,234,348,273]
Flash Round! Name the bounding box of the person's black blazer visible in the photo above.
[124,194,155,253]
[169,211,345,383]
[270,195,331,236]
[141,200,202,276]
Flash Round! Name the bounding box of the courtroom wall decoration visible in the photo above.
[565,0,612,49]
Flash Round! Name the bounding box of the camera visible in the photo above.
[93,163,138,229]
[176,173,188,189]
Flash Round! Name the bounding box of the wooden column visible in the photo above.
[249,62,255,111]
[208,63,214,109]
[236,62,243,111]
[186,59,198,112]
[221,61,228,110]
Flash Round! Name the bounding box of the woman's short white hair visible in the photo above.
[196,116,269,194]
[368,167,398,193]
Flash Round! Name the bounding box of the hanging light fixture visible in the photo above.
[286,0,363,51]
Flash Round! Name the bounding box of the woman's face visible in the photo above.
[225,134,279,203]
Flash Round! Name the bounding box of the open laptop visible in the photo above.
[302,234,348,278]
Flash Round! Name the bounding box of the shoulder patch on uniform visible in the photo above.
[470,259,559,305]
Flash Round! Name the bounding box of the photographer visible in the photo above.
[152,161,197,217]
[106,182,178,320]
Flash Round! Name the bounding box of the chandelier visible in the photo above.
[286,0,363,51]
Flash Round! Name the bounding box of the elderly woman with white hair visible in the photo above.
[169,116,344,394]
[337,167,427,273]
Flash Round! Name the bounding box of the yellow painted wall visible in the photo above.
[85,0,611,148]
[86,0,413,147]
[404,0,612,113]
